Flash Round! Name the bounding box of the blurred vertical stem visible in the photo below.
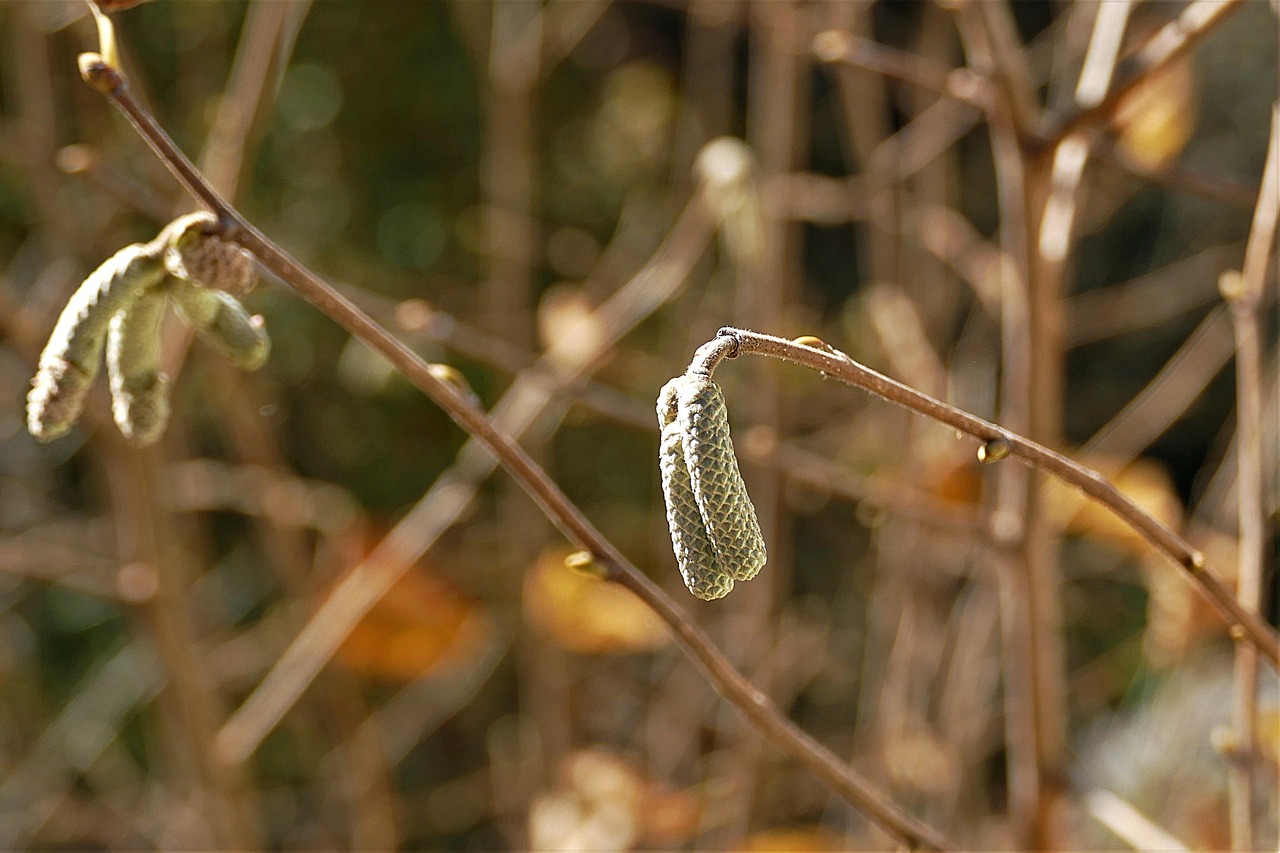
[823,1,897,286]
[199,0,311,200]
[1225,102,1279,853]
[18,6,260,847]
[954,4,1067,847]
[195,3,401,845]
[707,1,807,841]
[104,448,262,850]
[483,0,540,346]
[671,0,739,190]
[486,3,558,807]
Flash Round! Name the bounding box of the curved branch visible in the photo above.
[694,327,1280,668]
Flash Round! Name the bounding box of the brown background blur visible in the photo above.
[0,1,1276,850]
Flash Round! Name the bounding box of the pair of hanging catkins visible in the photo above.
[27,211,269,447]
[658,373,766,600]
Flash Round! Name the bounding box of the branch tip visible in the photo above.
[78,52,124,95]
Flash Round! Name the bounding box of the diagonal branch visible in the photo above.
[73,51,954,853]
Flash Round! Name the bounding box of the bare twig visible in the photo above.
[971,0,1038,139]
[1082,306,1236,460]
[1065,246,1243,347]
[216,196,714,765]
[1040,0,1244,145]
[482,0,539,345]
[199,0,311,199]
[1082,788,1191,852]
[954,7,1065,843]
[812,30,992,110]
[690,328,1280,667]
[74,52,953,852]
[104,449,263,850]
[1224,102,1279,853]
[1091,138,1259,209]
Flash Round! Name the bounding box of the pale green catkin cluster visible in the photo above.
[27,212,268,446]
[658,374,767,600]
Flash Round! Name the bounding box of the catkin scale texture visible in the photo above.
[658,379,734,600]
[657,375,766,598]
[106,289,170,446]
[27,244,166,441]
[660,422,734,600]
[675,375,766,581]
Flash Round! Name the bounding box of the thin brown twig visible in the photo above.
[971,0,1038,140]
[1039,0,1245,146]
[192,4,401,843]
[212,196,715,768]
[345,288,991,538]
[812,29,993,110]
[199,0,309,199]
[690,328,1280,667]
[1224,102,1279,853]
[1082,307,1236,461]
[482,0,539,346]
[953,6,1064,843]
[74,53,953,852]
[1065,245,1244,347]
[1091,138,1259,209]
[104,449,263,850]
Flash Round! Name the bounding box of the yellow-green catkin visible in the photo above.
[28,213,270,446]
[169,278,270,370]
[658,378,734,601]
[675,374,767,582]
[106,288,170,446]
[27,243,166,441]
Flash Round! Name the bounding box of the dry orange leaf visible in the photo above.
[331,546,491,682]
[1055,455,1183,557]
[733,827,846,852]
[1142,524,1236,667]
[1114,56,1197,172]
[930,460,982,507]
[524,550,670,654]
